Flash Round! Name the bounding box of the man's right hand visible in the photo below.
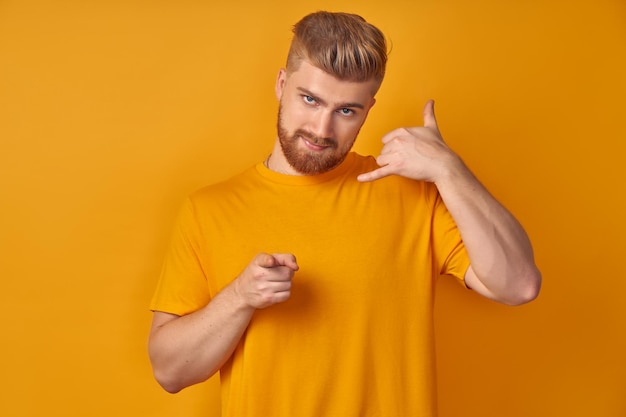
[234,253,299,309]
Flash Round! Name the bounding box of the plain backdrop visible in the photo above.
[1,1,625,416]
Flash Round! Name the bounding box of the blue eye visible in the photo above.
[303,95,315,104]
[339,108,353,116]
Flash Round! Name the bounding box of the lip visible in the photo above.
[301,136,330,152]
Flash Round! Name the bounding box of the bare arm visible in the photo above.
[358,100,541,305]
[148,253,299,393]
[432,158,541,305]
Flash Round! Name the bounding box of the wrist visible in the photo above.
[229,277,257,313]
[434,154,466,189]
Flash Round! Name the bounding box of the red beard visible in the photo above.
[276,105,356,175]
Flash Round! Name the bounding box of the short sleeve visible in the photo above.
[149,198,212,316]
[430,192,471,285]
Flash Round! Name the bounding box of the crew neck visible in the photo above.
[255,152,357,186]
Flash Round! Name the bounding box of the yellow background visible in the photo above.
[1,0,625,416]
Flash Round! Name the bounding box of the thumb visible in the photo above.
[423,99,438,130]
[255,253,279,268]
[272,253,299,271]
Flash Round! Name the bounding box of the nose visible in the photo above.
[311,110,334,139]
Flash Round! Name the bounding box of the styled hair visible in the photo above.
[286,11,388,89]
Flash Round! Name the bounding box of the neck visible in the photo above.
[265,141,302,176]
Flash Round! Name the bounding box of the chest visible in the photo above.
[196,182,434,300]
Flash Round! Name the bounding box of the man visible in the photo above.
[148,11,541,417]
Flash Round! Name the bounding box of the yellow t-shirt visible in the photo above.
[150,152,470,417]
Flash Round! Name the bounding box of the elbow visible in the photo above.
[149,353,217,394]
[148,349,190,394]
[148,347,184,393]
[154,370,216,394]
[152,367,186,394]
[159,382,183,394]
[468,263,542,306]
[505,267,542,306]
[158,380,183,395]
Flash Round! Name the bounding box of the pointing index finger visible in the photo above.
[271,253,299,271]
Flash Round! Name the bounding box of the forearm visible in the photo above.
[435,157,541,305]
[148,281,255,393]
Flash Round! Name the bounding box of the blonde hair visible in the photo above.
[286,11,388,90]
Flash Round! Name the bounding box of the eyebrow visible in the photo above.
[296,87,366,110]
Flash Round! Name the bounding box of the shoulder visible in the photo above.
[349,152,379,172]
[352,152,438,198]
[189,165,259,202]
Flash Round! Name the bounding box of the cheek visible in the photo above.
[336,119,365,141]
[280,102,307,126]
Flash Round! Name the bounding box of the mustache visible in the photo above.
[294,129,337,148]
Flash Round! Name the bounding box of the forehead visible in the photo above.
[285,60,377,106]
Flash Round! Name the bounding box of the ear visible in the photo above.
[275,68,287,100]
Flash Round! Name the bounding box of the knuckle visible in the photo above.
[275,291,291,303]
[260,292,274,304]
[251,269,266,282]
